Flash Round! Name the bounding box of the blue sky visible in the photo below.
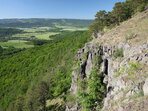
[0,0,125,19]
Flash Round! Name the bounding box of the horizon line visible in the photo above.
[0,17,94,20]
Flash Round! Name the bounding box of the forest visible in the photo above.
[0,31,91,111]
[0,0,148,111]
[89,0,148,33]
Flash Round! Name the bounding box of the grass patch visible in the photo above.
[13,32,58,40]
[114,66,125,78]
[114,62,143,78]
[127,62,142,75]
[130,93,144,99]
[0,40,33,48]
[62,28,88,31]
[66,93,77,105]
[46,98,63,107]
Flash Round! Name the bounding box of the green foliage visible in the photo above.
[113,49,124,58]
[114,62,142,78]
[13,96,25,111]
[0,31,90,110]
[25,81,48,111]
[127,0,148,13]
[78,55,106,111]
[47,28,63,32]
[66,94,77,105]
[0,28,23,42]
[0,46,3,53]
[47,104,66,111]
[112,2,132,25]
[0,47,25,57]
[0,28,23,37]
[31,40,49,46]
[127,62,142,75]
[89,0,148,33]
[89,21,104,34]
[130,92,144,99]
[114,66,125,78]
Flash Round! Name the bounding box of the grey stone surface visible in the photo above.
[85,53,93,78]
[67,35,148,111]
[143,78,148,96]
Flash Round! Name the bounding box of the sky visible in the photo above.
[0,0,125,19]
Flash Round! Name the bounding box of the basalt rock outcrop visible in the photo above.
[66,10,148,111]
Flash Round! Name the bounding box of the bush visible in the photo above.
[127,62,142,75]
[113,49,124,58]
[78,55,106,110]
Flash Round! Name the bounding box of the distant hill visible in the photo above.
[0,18,93,28]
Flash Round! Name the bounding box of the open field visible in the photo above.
[12,32,58,40]
[55,25,88,31]
[13,27,87,40]
[0,40,34,48]
[0,26,88,48]
[62,27,88,31]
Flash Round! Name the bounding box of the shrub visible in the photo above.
[78,55,106,110]
[113,49,124,58]
[114,66,125,78]
[127,62,142,75]
[114,62,142,79]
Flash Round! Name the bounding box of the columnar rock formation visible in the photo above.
[66,10,148,111]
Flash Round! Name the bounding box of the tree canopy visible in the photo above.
[89,0,148,33]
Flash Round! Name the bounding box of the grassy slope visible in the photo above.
[0,31,91,110]
[93,10,148,47]
[92,10,148,111]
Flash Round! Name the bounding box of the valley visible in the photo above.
[0,0,148,111]
[0,19,91,49]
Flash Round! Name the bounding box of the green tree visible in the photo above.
[26,81,48,111]
[126,0,148,12]
[89,21,104,34]
[95,10,107,22]
[0,46,3,53]
[36,81,48,111]
[14,96,25,111]
[112,2,130,25]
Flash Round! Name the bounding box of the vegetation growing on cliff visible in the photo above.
[78,55,106,111]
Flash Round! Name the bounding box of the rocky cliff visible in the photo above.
[66,10,148,111]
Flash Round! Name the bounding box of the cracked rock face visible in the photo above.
[67,32,148,111]
[67,10,148,110]
[85,53,93,78]
[102,42,148,111]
